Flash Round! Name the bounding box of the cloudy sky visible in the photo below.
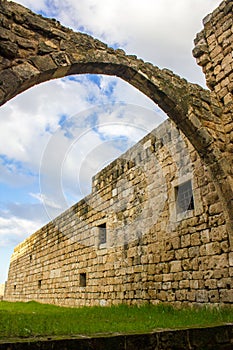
[0,0,221,284]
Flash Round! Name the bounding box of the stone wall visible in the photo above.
[4,119,232,306]
[193,0,233,152]
[193,0,233,236]
[193,0,233,103]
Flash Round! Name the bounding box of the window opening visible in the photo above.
[57,234,61,244]
[98,223,107,245]
[80,273,87,287]
[176,180,194,214]
[38,280,42,288]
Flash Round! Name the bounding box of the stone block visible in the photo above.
[200,229,210,244]
[30,54,57,71]
[175,290,187,301]
[224,92,233,105]
[229,252,233,267]
[205,242,221,255]
[170,261,182,273]
[188,246,200,258]
[163,273,173,282]
[179,280,190,289]
[196,290,208,303]
[175,248,188,260]
[171,236,180,249]
[209,202,223,215]
[220,290,233,303]
[190,232,201,246]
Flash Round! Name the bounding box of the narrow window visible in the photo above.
[14,285,16,291]
[80,273,86,287]
[38,280,42,289]
[29,254,32,262]
[176,180,194,214]
[98,223,106,245]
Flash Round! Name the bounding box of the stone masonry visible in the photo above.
[1,0,233,306]
[4,118,232,306]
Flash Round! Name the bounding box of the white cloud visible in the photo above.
[13,0,47,12]
[0,215,41,247]
[0,76,118,171]
[29,193,63,210]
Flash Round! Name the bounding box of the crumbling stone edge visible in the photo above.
[0,324,232,350]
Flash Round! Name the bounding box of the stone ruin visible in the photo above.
[0,0,232,306]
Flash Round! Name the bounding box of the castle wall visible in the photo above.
[4,119,231,306]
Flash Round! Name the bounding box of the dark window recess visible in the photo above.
[98,223,106,244]
[38,280,42,288]
[29,254,32,262]
[80,273,86,287]
[14,285,16,291]
[176,180,194,214]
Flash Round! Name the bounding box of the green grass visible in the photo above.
[0,301,232,340]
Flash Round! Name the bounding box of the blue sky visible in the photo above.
[0,0,221,284]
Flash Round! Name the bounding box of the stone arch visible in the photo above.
[0,0,232,243]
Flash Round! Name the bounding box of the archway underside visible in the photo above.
[0,0,232,243]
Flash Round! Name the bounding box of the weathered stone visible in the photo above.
[196,290,209,303]
[0,27,15,42]
[229,252,233,267]
[206,242,221,255]
[0,41,18,58]
[220,290,233,303]
[192,40,208,58]
[0,69,21,92]
[189,246,200,258]
[26,14,54,33]
[170,261,182,273]
[17,37,37,50]
[12,62,40,81]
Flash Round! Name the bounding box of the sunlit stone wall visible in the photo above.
[5,119,231,306]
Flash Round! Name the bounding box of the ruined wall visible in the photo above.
[193,0,233,236]
[193,0,232,104]
[4,119,231,306]
[3,0,233,306]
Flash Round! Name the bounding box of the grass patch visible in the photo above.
[0,301,232,340]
